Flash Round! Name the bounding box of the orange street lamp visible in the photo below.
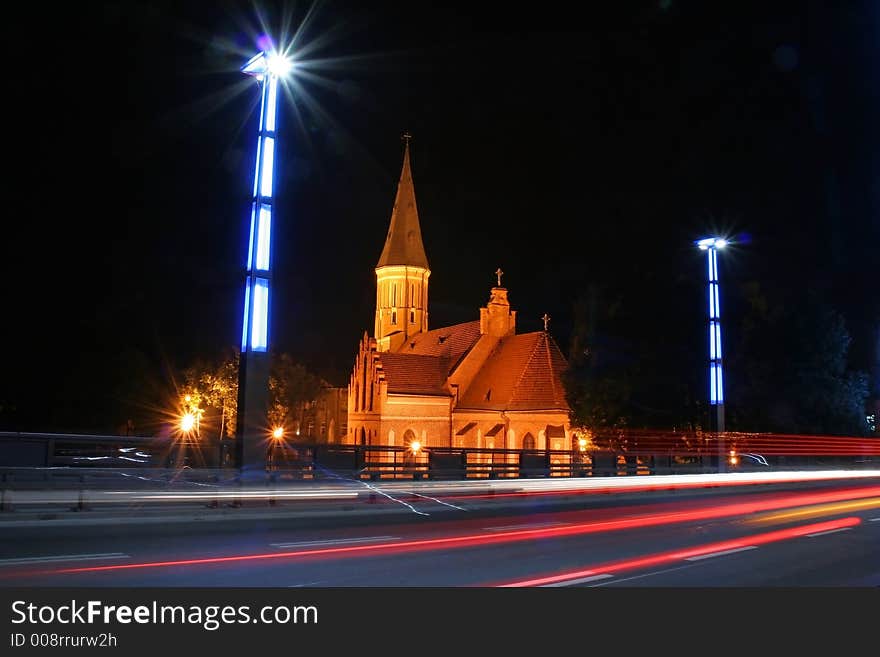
[181,412,196,434]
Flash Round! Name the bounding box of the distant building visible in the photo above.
[347,140,571,450]
[291,384,348,443]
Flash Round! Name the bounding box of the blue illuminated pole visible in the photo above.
[235,50,290,476]
[697,237,727,470]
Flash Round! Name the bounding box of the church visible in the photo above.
[346,139,571,452]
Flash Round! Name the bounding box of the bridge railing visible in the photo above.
[2,431,878,482]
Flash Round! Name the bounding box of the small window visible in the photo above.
[410,309,415,323]
[392,310,397,325]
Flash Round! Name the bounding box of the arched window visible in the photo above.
[522,433,535,450]
[359,427,367,446]
[361,357,367,410]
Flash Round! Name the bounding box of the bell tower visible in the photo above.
[374,134,430,352]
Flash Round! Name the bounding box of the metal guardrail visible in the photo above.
[266,444,654,480]
[2,431,877,482]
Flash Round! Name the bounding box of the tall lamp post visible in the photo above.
[696,236,728,471]
[235,48,292,477]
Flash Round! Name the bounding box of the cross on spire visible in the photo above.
[495,268,504,287]
[542,313,551,331]
[402,131,412,146]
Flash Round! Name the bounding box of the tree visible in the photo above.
[564,287,629,434]
[728,284,870,435]
[563,280,704,441]
[182,349,238,439]
[181,349,325,439]
[268,351,323,434]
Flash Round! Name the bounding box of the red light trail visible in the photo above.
[10,484,878,579]
[497,516,862,586]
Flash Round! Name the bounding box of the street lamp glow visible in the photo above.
[272,427,284,440]
[181,413,196,433]
[697,237,729,250]
[242,51,293,80]
[267,53,292,78]
[578,437,588,451]
[410,440,422,454]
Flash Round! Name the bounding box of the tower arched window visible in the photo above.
[361,356,367,410]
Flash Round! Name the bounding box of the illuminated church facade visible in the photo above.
[346,140,571,451]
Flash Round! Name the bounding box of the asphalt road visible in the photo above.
[1,474,879,586]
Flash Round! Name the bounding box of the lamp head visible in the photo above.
[242,51,293,80]
[696,237,729,250]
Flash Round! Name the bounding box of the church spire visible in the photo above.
[374,134,431,352]
[377,134,429,269]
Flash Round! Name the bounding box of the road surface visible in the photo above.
[1,471,879,586]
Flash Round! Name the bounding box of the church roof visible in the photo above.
[395,320,482,362]
[457,331,570,411]
[377,352,452,396]
[377,140,430,269]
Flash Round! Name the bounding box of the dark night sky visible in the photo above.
[2,1,878,432]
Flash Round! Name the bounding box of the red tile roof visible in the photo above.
[377,352,452,396]
[377,321,481,396]
[457,332,570,411]
[395,320,482,363]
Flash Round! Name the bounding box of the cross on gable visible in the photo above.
[542,313,551,331]
[495,268,504,287]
